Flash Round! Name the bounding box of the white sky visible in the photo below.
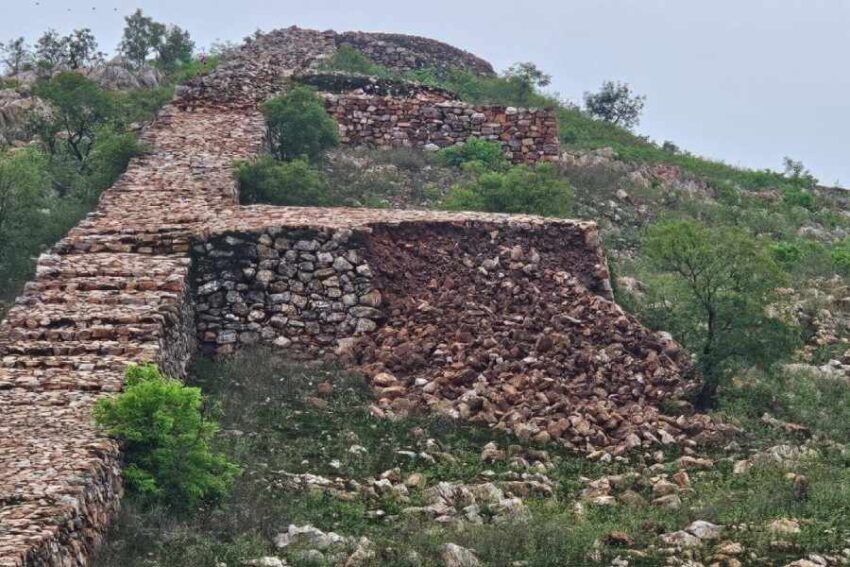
[2,0,848,187]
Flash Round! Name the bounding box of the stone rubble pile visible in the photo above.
[356,223,718,456]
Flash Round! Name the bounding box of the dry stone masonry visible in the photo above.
[0,26,700,566]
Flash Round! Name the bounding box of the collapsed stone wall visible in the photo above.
[324,93,560,163]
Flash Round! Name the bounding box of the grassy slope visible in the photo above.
[94,350,850,567]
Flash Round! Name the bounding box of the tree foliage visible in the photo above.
[119,9,194,70]
[0,37,32,75]
[640,220,800,408]
[33,28,102,71]
[443,163,573,217]
[32,72,115,171]
[0,148,48,260]
[584,80,646,129]
[436,138,507,170]
[261,85,339,163]
[93,364,239,510]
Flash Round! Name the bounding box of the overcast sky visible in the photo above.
[2,0,848,186]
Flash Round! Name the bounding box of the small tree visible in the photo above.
[35,29,67,70]
[32,72,115,171]
[584,80,646,129]
[502,62,551,105]
[65,28,102,70]
[93,364,239,510]
[641,220,799,408]
[119,9,163,68]
[262,85,339,162]
[156,26,194,71]
[0,37,32,75]
[0,148,47,257]
[436,138,507,170]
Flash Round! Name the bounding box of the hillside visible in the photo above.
[1,18,850,567]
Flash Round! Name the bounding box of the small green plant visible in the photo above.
[442,163,572,217]
[320,45,387,76]
[262,85,339,163]
[436,138,507,170]
[93,364,239,511]
[782,187,816,210]
[236,156,329,206]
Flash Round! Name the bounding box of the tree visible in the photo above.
[782,156,817,187]
[0,37,32,75]
[0,148,47,258]
[65,28,102,70]
[502,62,551,105]
[119,10,194,70]
[641,220,799,408]
[32,72,115,171]
[35,29,67,70]
[156,26,194,71]
[119,9,163,68]
[93,364,239,510]
[584,80,646,129]
[261,85,339,162]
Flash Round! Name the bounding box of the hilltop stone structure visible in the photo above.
[0,27,700,566]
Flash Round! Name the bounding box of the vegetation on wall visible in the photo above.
[93,364,239,511]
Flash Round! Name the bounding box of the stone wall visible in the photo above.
[193,229,379,357]
[333,31,495,75]
[324,93,560,163]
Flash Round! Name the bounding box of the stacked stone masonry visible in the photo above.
[323,93,560,163]
[0,26,693,566]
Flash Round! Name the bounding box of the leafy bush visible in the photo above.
[236,156,329,206]
[436,138,507,170]
[320,45,387,76]
[782,188,815,210]
[640,220,800,408]
[261,86,339,163]
[93,364,239,511]
[442,163,572,217]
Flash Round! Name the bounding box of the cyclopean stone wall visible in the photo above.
[323,93,560,163]
[0,25,700,567]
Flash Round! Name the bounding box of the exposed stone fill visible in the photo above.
[0,26,692,566]
[333,31,495,75]
[354,224,700,455]
[324,94,560,163]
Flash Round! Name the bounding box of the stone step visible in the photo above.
[0,339,159,360]
[1,353,133,372]
[0,367,123,392]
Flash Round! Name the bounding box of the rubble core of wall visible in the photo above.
[296,72,459,100]
[324,94,560,163]
[333,31,495,76]
[356,224,709,456]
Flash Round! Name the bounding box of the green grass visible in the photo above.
[95,349,850,566]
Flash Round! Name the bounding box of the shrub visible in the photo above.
[261,85,339,163]
[436,138,507,170]
[236,156,329,206]
[442,163,572,217]
[320,45,387,76]
[782,188,815,210]
[93,364,239,510]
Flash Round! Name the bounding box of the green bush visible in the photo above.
[436,138,507,170]
[442,163,572,217]
[320,45,387,76]
[236,156,329,206]
[93,364,239,511]
[261,86,339,163]
[783,188,816,210]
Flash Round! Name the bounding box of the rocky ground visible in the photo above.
[93,349,850,567]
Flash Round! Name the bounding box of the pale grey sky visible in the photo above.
[2,0,848,186]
